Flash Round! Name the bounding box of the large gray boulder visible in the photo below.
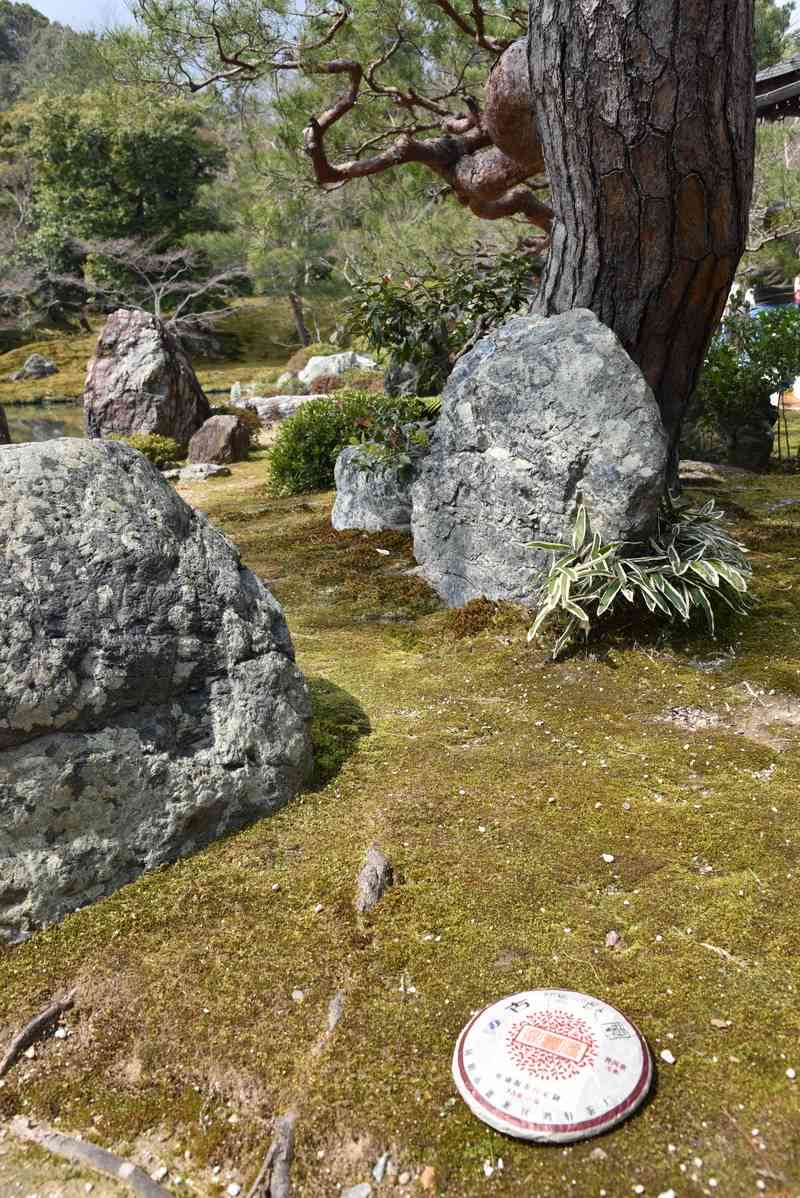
[332,446,415,532]
[411,310,668,606]
[298,351,377,387]
[84,309,210,446]
[0,439,313,940]
[0,404,9,445]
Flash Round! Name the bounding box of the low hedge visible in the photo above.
[267,390,428,496]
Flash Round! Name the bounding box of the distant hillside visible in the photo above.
[0,0,49,106]
[0,0,48,63]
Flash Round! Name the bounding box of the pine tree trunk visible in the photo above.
[289,290,311,347]
[528,0,755,466]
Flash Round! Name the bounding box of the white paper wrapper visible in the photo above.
[452,989,652,1143]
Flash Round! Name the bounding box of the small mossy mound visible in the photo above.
[106,432,183,468]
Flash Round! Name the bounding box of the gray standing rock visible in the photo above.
[355,844,394,914]
[411,309,668,606]
[332,446,415,532]
[84,309,210,446]
[9,353,58,381]
[0,439,313,940]
[0,404,9,445]
[188,414,250,464]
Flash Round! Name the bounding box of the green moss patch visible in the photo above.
[1,460,799,1196]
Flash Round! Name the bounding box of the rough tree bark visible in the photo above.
[529,0,755,464]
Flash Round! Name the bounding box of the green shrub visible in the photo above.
[309,374,346,395]
[528,498,752,658]
[689,305,800,466]
[267,391,428,495]
[346,251,537,394]
[107,432,182,469]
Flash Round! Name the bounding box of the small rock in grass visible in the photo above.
[372,1153,390,1183]
[589,1147,608,1161]
[605,930,621,949]
[152,1167,168,1182]
[420,1164,437,1190]
[660,1049,676,1065]
[355,844,394,914]
[787,1067,796,1080]
[291,989,304,1004]
[226,1185,241,1197]
[398,1171,411,1185]
[54,1027,67,1040]
[657,1191,677,1198]
[601,853,615,864]
[342,1185,372,1198]
[710,1018,732,1029]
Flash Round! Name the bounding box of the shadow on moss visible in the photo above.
[308,676,371,787]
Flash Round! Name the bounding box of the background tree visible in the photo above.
[754,0,794,69]
[27,90,225,256]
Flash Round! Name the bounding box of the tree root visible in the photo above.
[0,989,76,1080]
[7,1115,172,1198]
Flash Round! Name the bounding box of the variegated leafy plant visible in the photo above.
[528,498,752,659]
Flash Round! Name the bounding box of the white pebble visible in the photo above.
[478,825,486,833]
[657,1191,677,1198]
[482,1161,494,1178]
[399,1171,411,1185]
[660,1049,676,1065]
[633,1187,644,1195]
[291,989,305,1004]
[54,1027,67,1040]
[152,1167,168,1182]
[787,1067,796,1080]
[314,903,323,913]
[271,883,280,892]
[227,1185,241,1197]
[601,853,615,864]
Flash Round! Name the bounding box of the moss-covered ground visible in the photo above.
[1,447,799,1197]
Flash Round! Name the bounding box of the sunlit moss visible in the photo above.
[0,458,798,1196]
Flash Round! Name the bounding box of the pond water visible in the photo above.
[4,402,85,443]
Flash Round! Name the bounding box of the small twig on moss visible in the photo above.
[245,1111,297,1198]
[0,989,76,1079]
[313,989,346,1057]
[7,1116,171,1198]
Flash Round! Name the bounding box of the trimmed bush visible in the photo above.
[309,374,346,395]
[106,433,182,469]
[267,391,428,496]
